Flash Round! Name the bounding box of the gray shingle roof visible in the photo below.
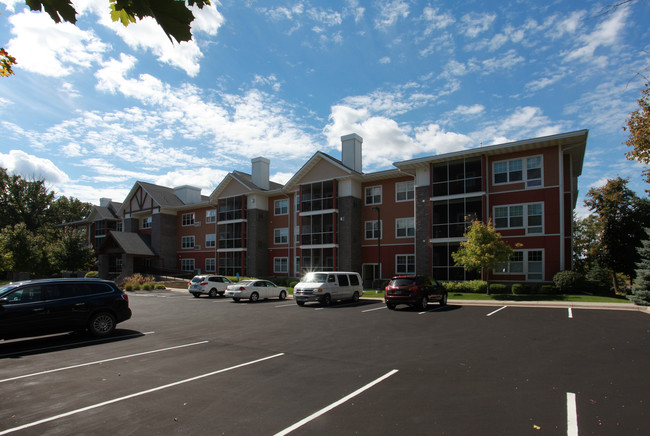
[107,232,156,256]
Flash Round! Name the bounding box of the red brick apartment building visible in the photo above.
[90,130,587,287]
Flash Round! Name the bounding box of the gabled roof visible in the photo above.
[282,151,362,191]
[210,171,283,200]
[100,231,156,257]
[117,181,209,215]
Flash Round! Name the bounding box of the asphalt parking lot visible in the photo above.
[1,290,649,435]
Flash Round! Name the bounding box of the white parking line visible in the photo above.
[567,392,578,436]
[0,341,209,384]
[0,353,285,435]
[487,306,508,316]
[362,306,386,313]
[568,308,573,318]
[274,369,399,436]
[275,303,296,308]
[0,332,155,358]
[418,306,447,315]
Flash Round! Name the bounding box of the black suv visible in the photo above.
[384,276,447,310]
[0,279,132,340]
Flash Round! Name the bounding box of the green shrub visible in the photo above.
[142,282,154,291]
[155,284,166,290]
[443,280,488,293]
[511,283,530,295]
[124,283,134,291]
[539,284,557,295]
[126,282,141,290]
[488,283,508,294]
[553,270,584,293]
[289,281,299,288]
[84,271,99,278]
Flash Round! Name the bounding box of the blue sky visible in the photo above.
[1,0,649,217]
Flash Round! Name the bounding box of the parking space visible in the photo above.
[1,291,648,435]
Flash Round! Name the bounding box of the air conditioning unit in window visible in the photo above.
[194,221,201,226]
[194,245,201,249]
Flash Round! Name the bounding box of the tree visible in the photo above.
[584,177,650,292]
[0,168,55,231]
[47,195,93,224]
[629,228,650,305]
[451,219,518,281]
[572,213,601,275]
[624,83,650,187]
[48,228,96,272]
[0,223,49,275]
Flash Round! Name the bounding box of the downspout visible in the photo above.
[558,146,565,272]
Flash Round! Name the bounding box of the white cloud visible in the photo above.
[379,56,391,64]
[375,0,409,30]
[550,10,586,40]
[155,168,229,194]
[0,149,69,184]
[449,104,485,117]
[6,11,108,77]
[526,72,566,91]
[461,12,496,38]
[563,8,628,66]
[421,7,454,34]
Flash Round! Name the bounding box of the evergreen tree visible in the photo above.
[629,228,650,306]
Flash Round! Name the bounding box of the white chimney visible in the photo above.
[252,157,270,190]
[174,185,201,204]
[341,133,363,173]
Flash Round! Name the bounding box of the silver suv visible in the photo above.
[188,275,233,298]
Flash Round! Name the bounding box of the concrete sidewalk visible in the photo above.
[159,287,649,313]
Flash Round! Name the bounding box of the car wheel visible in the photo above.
[419,296,428,311]
[440,292,448,306]
[208,288,217,298]
[321,294,332,306]
[88,312,116,337]
[279,290,287,300]
[351,291,360,303]
[386,302,396,310]
[192,293,200,298]
[296,300,305,306]
[250,292,259,302]
[233,297,241,302]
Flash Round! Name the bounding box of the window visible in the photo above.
[395,217,415,238]
[206,233,216,248]
[300,181,335,212]
[206,258,216,272]
[182,213,195,226]
[206,209,216,224]
[396,181,414,202]
[396,254,415,274]
[218,196,245,221]
[365,186,382,205]
[182,236,195,249]
[494,203,543,234]
[181,259,195,272]
[274,228,288,244]
[218,222,245,249]
[218,252,244,276]
[432,158,482,197]
[301,213,335,245]
[432,197,482,239]
[142,217,152,229]
[495,250,544,280]
[494,156,542,187]
[365,220,381,240]
[274,257,288,273]
[274,199,288,215]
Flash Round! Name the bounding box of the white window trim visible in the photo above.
[205,258,216,272]
[365,185,382,206]
[181,235,195,249]
[395,254,416,275]
[493,202,544,235]
[395,180,414,202]
[395,217,415,238]
[493,249,544,281]
[142,217,152,229]
[274,257,289,273]
[274,228,289,245]
[206,209,216,223]
[206,233,216,248]
[181,258,195,272]
[182,212,195,227]
[274,199,289,216]
[493,155,543,187]
[364,220,382,240]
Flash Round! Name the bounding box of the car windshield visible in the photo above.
[191,276,205,283]
[302,273,328,283]
[0,284,17,297]
[389,278,416,287]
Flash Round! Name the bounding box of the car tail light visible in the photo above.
[201,282,208,286]
[409,286,419,292]
[121,293,129,302]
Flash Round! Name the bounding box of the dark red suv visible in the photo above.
[384,276,447,310]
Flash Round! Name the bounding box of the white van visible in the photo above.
[293,271,363,306]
